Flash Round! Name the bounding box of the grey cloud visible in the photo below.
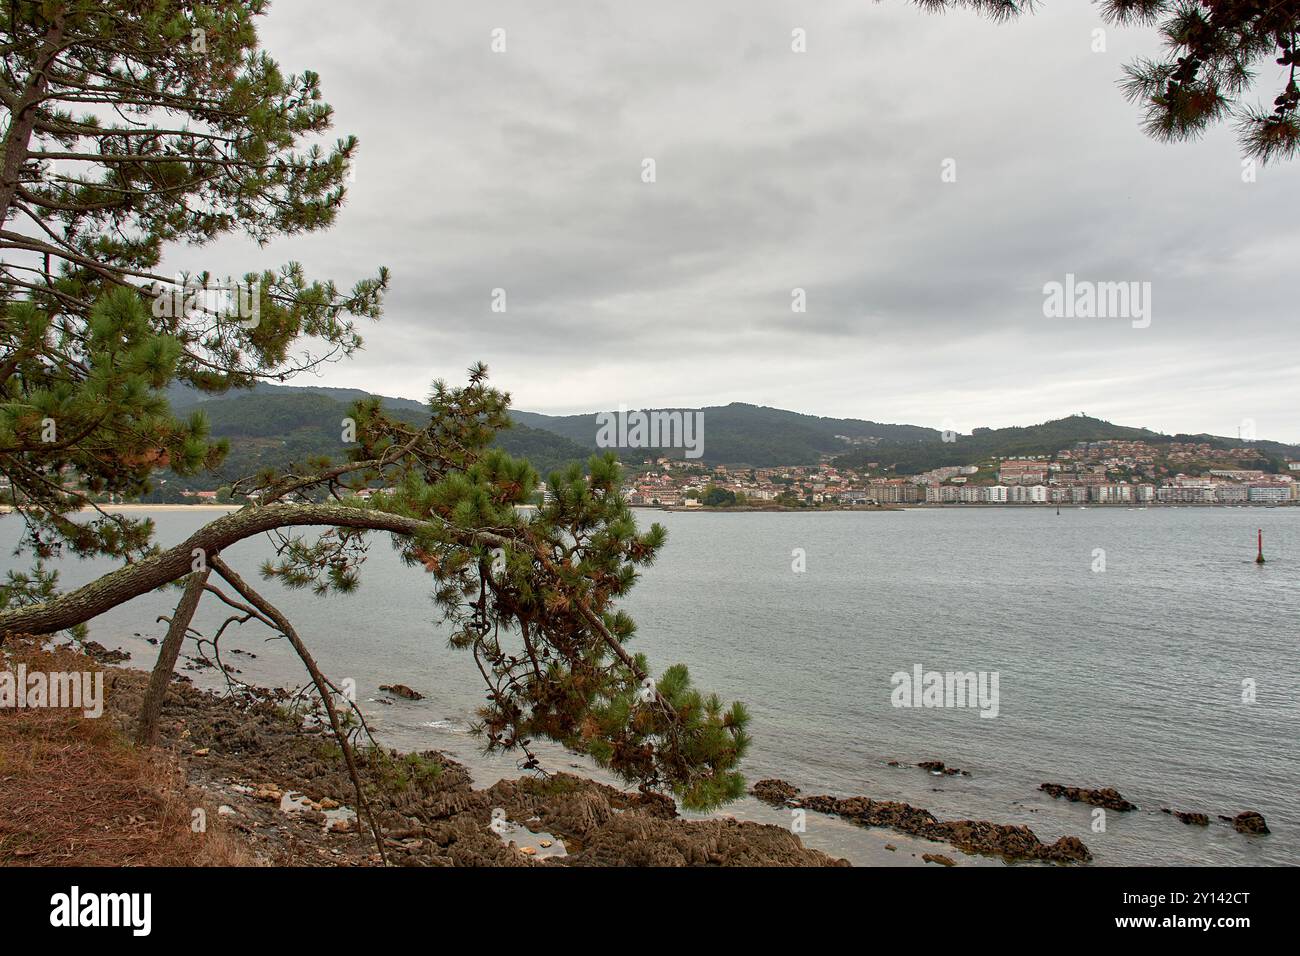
[166,0,1299,441]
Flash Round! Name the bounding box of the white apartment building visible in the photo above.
[1090,484,1133,504]
[1247,484,1290,503]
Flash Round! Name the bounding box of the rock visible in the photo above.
[1039,782,1136,811]
[318,798,340,811]
[918,760,971,777]
[328,818,355,834]
[80,640,129,664]
[750,778,800,806]
[885,844,896,851]
[379,684,424,701]
[922,853,956,866]
[1161,808,1209,826]
[1229,810,1269,835]
[792,791,1092,864]
[193,748,210,757]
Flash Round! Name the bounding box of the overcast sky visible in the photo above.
[181,0,1300,442]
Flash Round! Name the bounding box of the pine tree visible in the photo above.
[0,2,749,813]
[0,0,388,388]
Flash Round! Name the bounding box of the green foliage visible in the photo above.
[0,0,386,592]
[702,486,738,507]
[0,289,227,565]
[249,367,749,811]
[0,0,387,389]
[367,749,444,794]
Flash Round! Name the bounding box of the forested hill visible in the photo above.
[512,402,939,466]
[160,385,593,492]
[833,415,1300,474]
[167,386,941,470]
[156,386,1299,495]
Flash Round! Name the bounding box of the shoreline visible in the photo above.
[3,636,1275,866]
[0,501,1288,517]
[0,638,1076,867]
[635,501,1299,513]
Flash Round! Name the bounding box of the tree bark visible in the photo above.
[0,16,65,225]
[134,566,211,747]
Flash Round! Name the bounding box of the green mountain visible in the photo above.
[513,403,939,466]
[150,385,1298,498]
[167,385,940,470]
[833,414,1300,474]
[157,385,593,493]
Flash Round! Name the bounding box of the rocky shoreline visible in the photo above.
[751,779,1092,864]
[99,664,849,866]
[30,644,1269,867]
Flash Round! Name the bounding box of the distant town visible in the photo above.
[615,439,1300,509]
[14,436,1298,511]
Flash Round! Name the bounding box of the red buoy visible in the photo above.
[1256,528,1265,564]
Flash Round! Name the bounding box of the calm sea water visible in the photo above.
[4,505,1296,866]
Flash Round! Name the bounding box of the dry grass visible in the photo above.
[0,637,258,866]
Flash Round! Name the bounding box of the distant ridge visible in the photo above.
[833,414,1300,474]
[167,384,941,467]
[512,402,939,466]
[163,383,592,482]
[161,384,1299,482]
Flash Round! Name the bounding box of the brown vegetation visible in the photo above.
[0,638,255,866]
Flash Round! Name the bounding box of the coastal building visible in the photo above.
[998,460,1048,484]
[1215,484,1248,503]
[1157,485,1214,503]
[866,479,919,504]
[1246,484,1290,503]
[1090,484,1132,504]
[1008,484,1047,503]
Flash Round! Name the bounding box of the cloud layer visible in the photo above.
[176,0,1300,441]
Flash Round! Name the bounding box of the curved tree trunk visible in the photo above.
[0,503,509,641]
